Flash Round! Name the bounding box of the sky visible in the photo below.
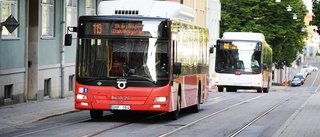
[304,0,312,13]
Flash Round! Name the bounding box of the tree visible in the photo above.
[310,0,320,30]
[220,0,308,68]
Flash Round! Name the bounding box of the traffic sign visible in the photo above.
[1,15,19,33]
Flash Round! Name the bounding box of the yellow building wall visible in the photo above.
[183,0,207,27]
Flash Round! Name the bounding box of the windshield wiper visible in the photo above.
[81,76,118,82]
[218,68,233,73]
[82,78,100,82]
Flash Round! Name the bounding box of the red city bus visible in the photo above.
[65,15,209,120]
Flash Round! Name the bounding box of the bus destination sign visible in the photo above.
[84,21,147,36]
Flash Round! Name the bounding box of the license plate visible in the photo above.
[110,105,130,110]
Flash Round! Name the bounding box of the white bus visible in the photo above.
[213,32,272,93]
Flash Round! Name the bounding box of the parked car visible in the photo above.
[299,68,309,78]
[301,65,312,76]
[290,78,302,87]
[309,65,318,71]
[293,73,305,84]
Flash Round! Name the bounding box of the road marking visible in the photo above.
[158,94,266,137]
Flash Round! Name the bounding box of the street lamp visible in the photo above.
[293,13,297,20]
[287,5,292,11]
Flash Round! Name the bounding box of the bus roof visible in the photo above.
[97,0,194,23]
[78,15,169,22]
[222,32,266,42]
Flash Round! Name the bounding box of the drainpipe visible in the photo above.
[194,0,197,24]
[60,1,66,98]
[24,1,29,102]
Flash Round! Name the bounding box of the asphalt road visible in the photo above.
[1,61,320,137]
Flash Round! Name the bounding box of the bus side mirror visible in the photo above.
[173,62,182,74]
[64,34,72,46]
[64,26,77,46]
[209,46,214,53]
[263,63,267,69]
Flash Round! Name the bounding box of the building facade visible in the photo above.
[0,0,221,106]
[0,0,100,105]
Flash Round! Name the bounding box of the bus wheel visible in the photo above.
[218,86,223,92]
[257,88,262,93]
[90,110,103,120]
[190,91,201,113]
[166,94,181,120]
[263,88,269,93]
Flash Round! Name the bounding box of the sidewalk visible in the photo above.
[273,92,320,137]
[0,95,76,130]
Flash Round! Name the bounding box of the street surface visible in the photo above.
[0,61,319,137]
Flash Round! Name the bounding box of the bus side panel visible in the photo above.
[202,74,210,103]
[263,70,271,88]
[182,75,198,108]
[179,74,209,108]
[74,82,173,112]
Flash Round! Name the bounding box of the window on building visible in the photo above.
[4,84,13,99]
[1,0,18,38]
[44,78,51,97]
[86,0,96,15]
[69,75,74,91]
[41,0,54,37]
[66,0,77,36]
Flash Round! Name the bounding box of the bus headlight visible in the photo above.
[154,97,167,102]
[76,94,87,100]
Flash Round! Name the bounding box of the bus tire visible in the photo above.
[218,86,223,92]
[190,86,201,113]
[263,80,270,93]
[166,94,181,120]
[257,88,262,93]
[90,110,103,120]
[263,88,269,93]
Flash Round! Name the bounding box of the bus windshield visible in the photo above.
[77,38,169,83]
[215,41,262,74]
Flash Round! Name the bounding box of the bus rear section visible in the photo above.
[214,33,272,93]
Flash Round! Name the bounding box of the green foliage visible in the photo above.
[220,0,308,68]
[310,0,320,27]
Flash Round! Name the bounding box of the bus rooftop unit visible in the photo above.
[98,0,195,23]
[214,32,272,93]
[65,0,210,120]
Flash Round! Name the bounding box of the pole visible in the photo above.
[60,1,66,98]
[284,66,287,86]
[24,3,29,102]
